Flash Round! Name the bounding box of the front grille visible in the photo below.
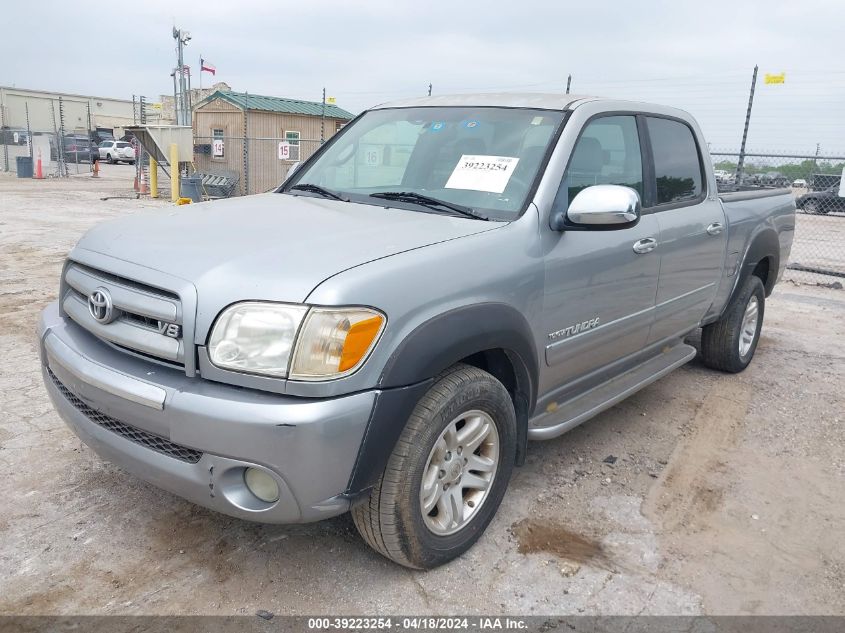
[48,368,203,464]
[62,263,186,368]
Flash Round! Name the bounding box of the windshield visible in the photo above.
[284,106,565,220]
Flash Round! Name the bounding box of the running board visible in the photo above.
[527,343,697,440]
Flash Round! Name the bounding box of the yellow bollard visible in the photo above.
[170,143,180,202]
[150,156,159,198]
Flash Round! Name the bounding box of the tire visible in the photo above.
[106,154,114,164]
[802,200,817,214]
[352,363,517,569]
[700,275,765,373]
[128,160,135,165]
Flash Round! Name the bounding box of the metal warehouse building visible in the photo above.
[192,90,355,195]
[0,86,142,137]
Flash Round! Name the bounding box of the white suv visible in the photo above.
[98,141,136,164]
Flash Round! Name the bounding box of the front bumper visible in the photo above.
[38,301,376,523]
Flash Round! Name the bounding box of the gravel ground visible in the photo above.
[0,168,843,616]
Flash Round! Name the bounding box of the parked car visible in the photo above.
[92,129,115,144]
[0,127,29,145]
[796,184,845,214]
[38,94,795,569]
[792,179,807,188]
[51,135,98,163]
[98,140,136,164]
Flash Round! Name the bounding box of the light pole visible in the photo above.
[173,27,192,126]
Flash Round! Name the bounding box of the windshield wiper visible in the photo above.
[289,183,348,201]
[369,191,489,221]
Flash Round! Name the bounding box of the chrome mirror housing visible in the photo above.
[565,185,641,228]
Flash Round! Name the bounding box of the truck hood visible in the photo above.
[75,192,501,304]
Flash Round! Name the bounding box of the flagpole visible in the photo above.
[199,55,202,91]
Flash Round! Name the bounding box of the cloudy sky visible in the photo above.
[3,0,844,153]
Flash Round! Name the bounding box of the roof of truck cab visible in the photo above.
[372,93,599,111]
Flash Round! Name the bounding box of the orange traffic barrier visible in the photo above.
[92,159,99,178]
[139,171,149,195]
[34,150,43,179]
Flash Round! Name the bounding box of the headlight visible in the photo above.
[207,303,385,380]
[208,302,308,377]
[289,307,386,380]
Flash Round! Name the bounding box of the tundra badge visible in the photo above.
[548,317,600,341]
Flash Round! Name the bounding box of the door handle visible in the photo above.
[706,222,724,236]
[632,237,657,254]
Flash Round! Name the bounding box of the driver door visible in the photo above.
[539,115,660,398]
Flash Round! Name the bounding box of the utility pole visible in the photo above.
[566,75,571,94]
[428,83,432,97]
[321,87,326,144]
[735,64,758,185]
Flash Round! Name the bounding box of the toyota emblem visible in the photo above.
[88,287,115,324]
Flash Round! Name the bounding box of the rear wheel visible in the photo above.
[802,200,817,214]
[352,364,516,569]
[700,275,765,373]
[106,153,114,164]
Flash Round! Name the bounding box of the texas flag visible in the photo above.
[200,58,216,75]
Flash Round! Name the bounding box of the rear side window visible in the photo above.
[646,117,703,205]
[116,142,130,148]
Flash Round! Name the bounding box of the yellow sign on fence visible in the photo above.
[764,73,785,84]
[326,96,337,105]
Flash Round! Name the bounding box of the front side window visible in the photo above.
[562,115,644,205]
[647,117,703,205]
[285,106,565,220]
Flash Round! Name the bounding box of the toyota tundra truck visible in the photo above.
[38,93,795,568]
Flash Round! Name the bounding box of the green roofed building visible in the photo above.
[192,90,355,195]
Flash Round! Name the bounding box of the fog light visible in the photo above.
[244,468,280,503]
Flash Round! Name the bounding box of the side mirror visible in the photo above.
[552,184,641,231]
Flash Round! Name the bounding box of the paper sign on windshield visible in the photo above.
[445,155,520,194]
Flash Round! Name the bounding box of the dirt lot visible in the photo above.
[0,168,843,616]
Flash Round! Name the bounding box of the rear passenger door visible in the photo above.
[644,116,727,343]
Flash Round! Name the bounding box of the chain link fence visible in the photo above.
[711,149,845,283]
[1,97,101,177]
[192,136,322,196]
[181,140,845,285]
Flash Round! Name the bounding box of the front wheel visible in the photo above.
[106,154,114,164]
[700,275,765,373]
[352,364,516,569]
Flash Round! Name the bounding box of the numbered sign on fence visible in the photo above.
[212,139,224,157]
[278,141,291,160]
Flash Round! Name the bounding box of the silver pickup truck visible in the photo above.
[38,93,795,568]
